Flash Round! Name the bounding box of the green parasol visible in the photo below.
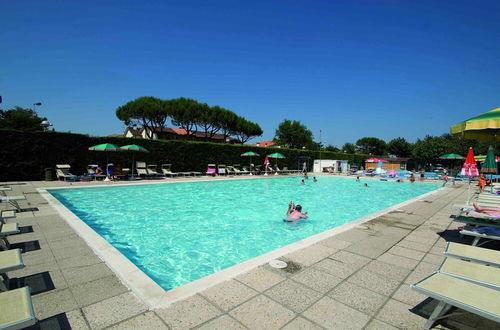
[241,151,259,175]
[268,153,285,174]
[439,154,464,177]
[88,143,122,180]
[120,145,149,179]
[481,146,496,173]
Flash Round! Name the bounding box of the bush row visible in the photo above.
[0,129,369,181]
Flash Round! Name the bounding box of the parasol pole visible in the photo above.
[249,156,253,175]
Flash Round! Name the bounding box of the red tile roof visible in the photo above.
[250,141,276,147]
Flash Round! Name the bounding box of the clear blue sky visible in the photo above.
[1,0,499,147]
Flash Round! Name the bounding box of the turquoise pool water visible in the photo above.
[49,177,440,290]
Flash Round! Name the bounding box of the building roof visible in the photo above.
[250,141,277,147]
[124,126,232,141]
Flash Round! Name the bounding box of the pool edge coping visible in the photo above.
[37,178,446,309]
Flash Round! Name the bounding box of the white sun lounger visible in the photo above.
[438,257,500,290]
[411,273,500,329]
[0,223,20,251]
[460,229,500,247]
[0,211,16,225]
[0,287,36,329]
[444,242,500,267]
[0,248,24,291]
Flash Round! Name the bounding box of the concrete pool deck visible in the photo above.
[1,176,498,329]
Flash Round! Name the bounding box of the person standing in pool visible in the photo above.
[409,173,415,183]
[419,169,425,182]
[300,179,305,185]
[313,177,318,182]
[286,201,308,220]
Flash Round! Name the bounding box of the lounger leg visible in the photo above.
[471,237,480,246]
[425,301,450,330]
[0,273,9,291]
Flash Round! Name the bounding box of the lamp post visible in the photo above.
[33,102,42,112]
[319,130,322,174]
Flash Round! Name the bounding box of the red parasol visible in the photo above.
[460,147,479,177]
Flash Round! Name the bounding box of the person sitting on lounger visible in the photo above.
[471,202,500,218]
[95,166,104,176]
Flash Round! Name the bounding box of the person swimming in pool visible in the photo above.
[285,201,308,221]
[301,179,305,185]
[313,177,317,182]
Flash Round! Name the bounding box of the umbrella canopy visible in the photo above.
[481,146,496,173]
[267,153,285,159]
[460,147,479,177]
[120,145,149,179]
[241,151,259,156]
[365,158,387,163]
[474,155,500,162]
[120,144,149,152]
[439,154,464,160]
[450,107,500,141]
[88,143,121,151]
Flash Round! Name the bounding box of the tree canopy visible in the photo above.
[342,143,356,154]
[0,106,47,131]
[355,137,387,155]
[273,119,315,149]
[116,97,262,143]
[387,137,413,157]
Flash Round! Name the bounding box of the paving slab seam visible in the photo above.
[100,311,169,330]
[366,187,468,328]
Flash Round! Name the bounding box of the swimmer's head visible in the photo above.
[295,205,302,212]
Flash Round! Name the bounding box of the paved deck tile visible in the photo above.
[82,292,148,329]
[32,288,78,320]
[66,309,91,329]
[329,281,387,315]
[281,316,324,330]
[235,267,286,292]
[107,311,168,330]
[291,267,343,292]
[201,279,258,311]
[376,299,426,329]
[156,294,222,329]
[377,252,420,270]
[196,315,247,330]
[347,269,401,296]
[302,296,370,330]
[229,295,296,330]
[284,243,337,266]
[264,279,322,313]
[362,260,411,282]
[70,275,128,306]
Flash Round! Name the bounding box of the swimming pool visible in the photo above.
[48,176,440,291]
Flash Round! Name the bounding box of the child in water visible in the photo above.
[301,179,305,185]
[313,177,318,182]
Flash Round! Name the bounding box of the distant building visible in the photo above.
[122,126,238,143]
[364,157,409,171]
[250,140,277,147]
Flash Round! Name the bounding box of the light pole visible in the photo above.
[319,130,322,174]
[33,102,42,112]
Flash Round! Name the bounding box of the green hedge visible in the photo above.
[0,129,369,181]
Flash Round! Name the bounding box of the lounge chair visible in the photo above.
[86,165,106,180]
[242,166,254,175]
[0,287,37,329]
[233,165,249,175]
[218,165,227,176]
[438,257,500,290]
[460,228,500,246]
[0,222,20,250]
[190,170,202,177]
[0,189,26,212]
[161,164,179,178]
[55,164,78,181]
[452,215,500,229]
[0,248,24,291]
[146,164,163,178]
[411,273,500,329]
[226,166,237,176]
[444,242,500,267]
[0,211,16,224]
[136,161,154,179]
[206,164,216,176]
